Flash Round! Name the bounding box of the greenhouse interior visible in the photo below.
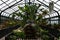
[0,0,60,40]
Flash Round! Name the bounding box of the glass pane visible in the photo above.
[45,15,49,18]
[50,13,58,17]
[44,0,50,3]
[19,0,25,3]
[16,0,20,2]
[9,1,16,6]
[54,4,60,10]
[6,0,14,4]
[0,4,6,9]
[59,11,60,15]
[1,5,8,11]
[51,21,58,24]
[39,0,49,5]
[4,9,14,14]
[5,13,9,17]
[1,12,6,16]
[54,7,58,11]
[39,0,43,2]
[52,0,58,2]
[57,1,60,5]
[24,0,29,3]
[35,1,40,4]
[0,1,3,5]
[30,0,35,2]
[18,4,25,7]
[11,6,18,11]
[2,0,8,2]
[2,12,10,17]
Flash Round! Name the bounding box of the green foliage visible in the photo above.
[39,28,49,40]
[9,4,41,27]
[42,35,49,40]
[52,23,60,29]
[58,37,60,40]
[9,35,17,40]
[12,30,25,38]
[37,14,42,21]
[9,4,49,39]
[18,4,41,20]
[42,10,48,16]
[9,4,48,27]
[8,4,49,39]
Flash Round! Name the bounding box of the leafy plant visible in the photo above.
[9,4,48,27]
[9,4,49,39]
[12,30,25,38]
[9,35,17,40]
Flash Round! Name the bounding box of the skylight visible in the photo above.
[0,0,60,18]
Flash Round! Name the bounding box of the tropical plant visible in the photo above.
[9,4,41,27]
[9,4,49,39]
[9,4,48,27]
[12,30,25,38]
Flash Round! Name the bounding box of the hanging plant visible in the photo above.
[49,1,54,14]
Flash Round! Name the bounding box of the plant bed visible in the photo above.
[5,25,56,40]
[5,29,25,40]
[41,24,60,32]
[23,24,37,39]
[0,19,19,30]
[0,25,20,38]
[40,25,60,38]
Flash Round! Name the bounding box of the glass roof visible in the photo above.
[0,0,60,19]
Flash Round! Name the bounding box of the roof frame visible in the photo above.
[0,0,60,20]
[1,0,22,13]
